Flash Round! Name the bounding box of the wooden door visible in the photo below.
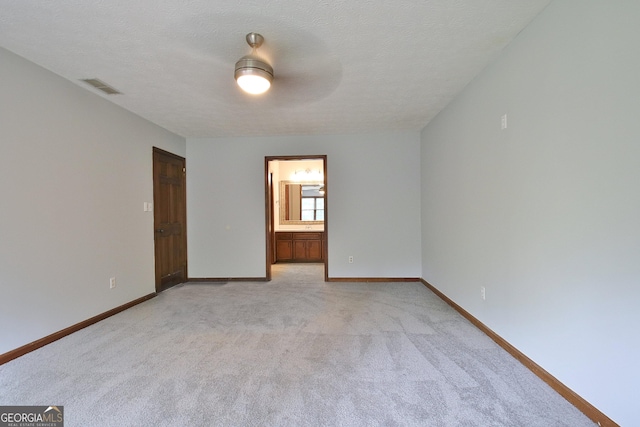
[276,240,293,261]
[307,240,323,260]
[294,240,307,259]
[153,148,187,292]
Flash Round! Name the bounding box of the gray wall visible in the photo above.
[0,47,185,354]
[187,132,422,279]
[420,1,640,425]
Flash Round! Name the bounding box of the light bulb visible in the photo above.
[237,74,271,95]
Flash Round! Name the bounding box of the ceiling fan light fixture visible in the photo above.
[234,33,273,95]
[235,57,273,94]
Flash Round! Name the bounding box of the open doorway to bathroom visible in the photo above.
[265,155,328,281]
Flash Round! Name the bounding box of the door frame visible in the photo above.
[153,147,188,292]
[265,155,328,281]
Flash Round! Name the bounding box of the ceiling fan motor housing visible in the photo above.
[234,54,274,81]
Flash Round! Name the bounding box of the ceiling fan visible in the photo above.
[234,32,274,95]
[168,13,343,105]
[225,25,342,104]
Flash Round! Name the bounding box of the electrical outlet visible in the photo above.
[348,256,354,264]
[501,114,508,130]
[110,277,116,289]
[480,286,486,300]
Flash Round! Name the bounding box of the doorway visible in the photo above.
[153,147,187,292]
[265,155,328,281]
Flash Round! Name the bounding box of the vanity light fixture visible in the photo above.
[234,33,274,95]
[291,168,324,182]
[300,168,322,176]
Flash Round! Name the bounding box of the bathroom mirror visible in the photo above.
[279,181,325,225]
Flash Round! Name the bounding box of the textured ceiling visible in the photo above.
[0,0,551,138]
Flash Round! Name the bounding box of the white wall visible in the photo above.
[187,132,421,279]
[0,47,185,354]
[420,1,640,425]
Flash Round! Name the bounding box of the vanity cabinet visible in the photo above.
[275,232,324,262]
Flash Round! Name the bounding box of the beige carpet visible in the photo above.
[0,263,594,426]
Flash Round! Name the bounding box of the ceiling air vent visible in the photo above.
[81,78,121,95]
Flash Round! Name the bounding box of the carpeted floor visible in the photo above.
[0,264,594,426]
